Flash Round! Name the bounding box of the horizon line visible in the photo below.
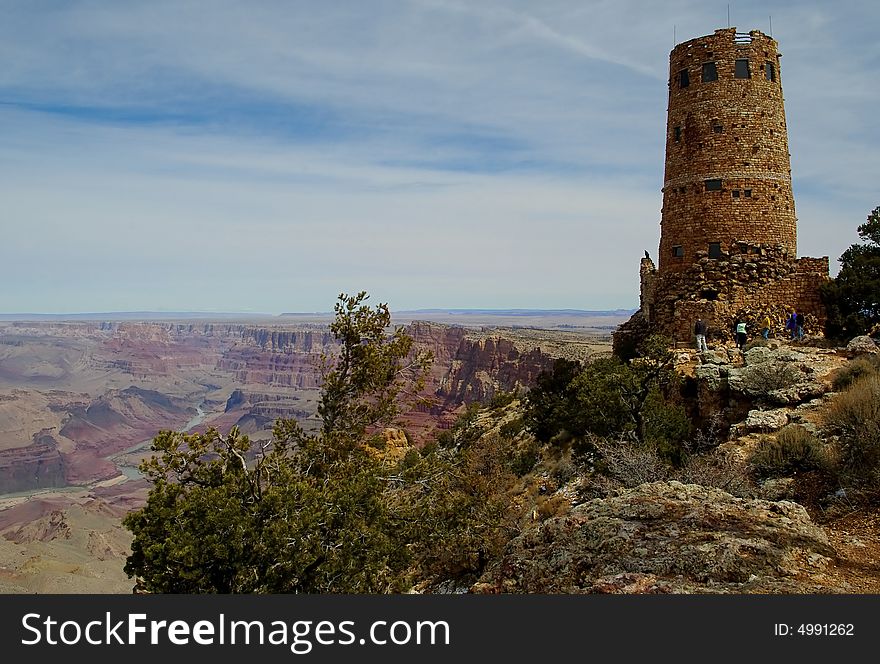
[0,307,637,321]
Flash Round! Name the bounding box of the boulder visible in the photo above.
[775,350,807,362]
[846,336,879,357]
[701,350,730,365]
[694,364,725,391]
[744,346,775,365]
[767,381,827,406]
[472,481,834,594]
[743,408,789,432]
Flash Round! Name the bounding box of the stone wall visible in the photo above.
[615,245,828,351]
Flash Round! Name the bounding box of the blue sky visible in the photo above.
[1,0,877,313]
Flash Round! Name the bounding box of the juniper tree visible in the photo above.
[124,292,431,593]
[822,206,880,339]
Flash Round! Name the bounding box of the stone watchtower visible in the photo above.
[614,28,828,353]
[660,29,796,273]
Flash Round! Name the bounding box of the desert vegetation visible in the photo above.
[124,274,880,593]
[822,205,880,340]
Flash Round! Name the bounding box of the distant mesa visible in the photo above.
[392,309,636,316]
[0,311,276,322]
[1,309,637,322]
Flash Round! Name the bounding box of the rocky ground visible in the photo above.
[469,478,880,594]
[2,321,877,594]
[820,509,880,593]
[474,481,837,594]
[468,334,880,594]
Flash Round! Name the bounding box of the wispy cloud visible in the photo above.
[0,0,877,312]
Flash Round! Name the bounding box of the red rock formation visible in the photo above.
[401,322,558,440]
[0,437,66,494]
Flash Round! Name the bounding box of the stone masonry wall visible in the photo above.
[634,245,828,346]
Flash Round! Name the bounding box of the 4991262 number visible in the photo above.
[796,624,854,636]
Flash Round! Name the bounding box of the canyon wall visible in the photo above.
[1,320,608,492]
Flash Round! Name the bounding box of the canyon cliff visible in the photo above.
[0,319,609,494]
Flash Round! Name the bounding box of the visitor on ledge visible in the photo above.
[694,317,708,353]
[786,310,798,340]
[735,320,747,350]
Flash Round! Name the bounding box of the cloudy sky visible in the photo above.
[1,0,877,313]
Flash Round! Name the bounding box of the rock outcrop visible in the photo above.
[688,343,842,431]
[846,335,879,357]
[473,481,835,594]
[403,322,584,439]
[408,322,576,405]
[0,435,66,494]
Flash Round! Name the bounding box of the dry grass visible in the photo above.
[826,374,880,492]
[831,356,880,391]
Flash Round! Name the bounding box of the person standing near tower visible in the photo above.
[694,317,708,353]
[786,310,798,339]
[735,319,747,349]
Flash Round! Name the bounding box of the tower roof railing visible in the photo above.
[734,32,753,44]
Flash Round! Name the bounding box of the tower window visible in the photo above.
[704,179,722,191]
[712,123,723,133]
[674,126,682,142]
[735,59,751,79]
[702,62,718,82]
[765,62,776,81]
[672,245,684,258]
[708,243,722,259]
[732,190,740,198]
[744,189,752,197]
[679,69,690,88]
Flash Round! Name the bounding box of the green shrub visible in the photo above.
[643,389,692,464]
[488,390,518,410]
[510,438,541,476]
[523,358,583,443]
[437,402,484,448]
[749,425,827,479]
[526,336,692,449]
[499,417,525,440]
[400,434,519,585]
[821,206,880,340]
